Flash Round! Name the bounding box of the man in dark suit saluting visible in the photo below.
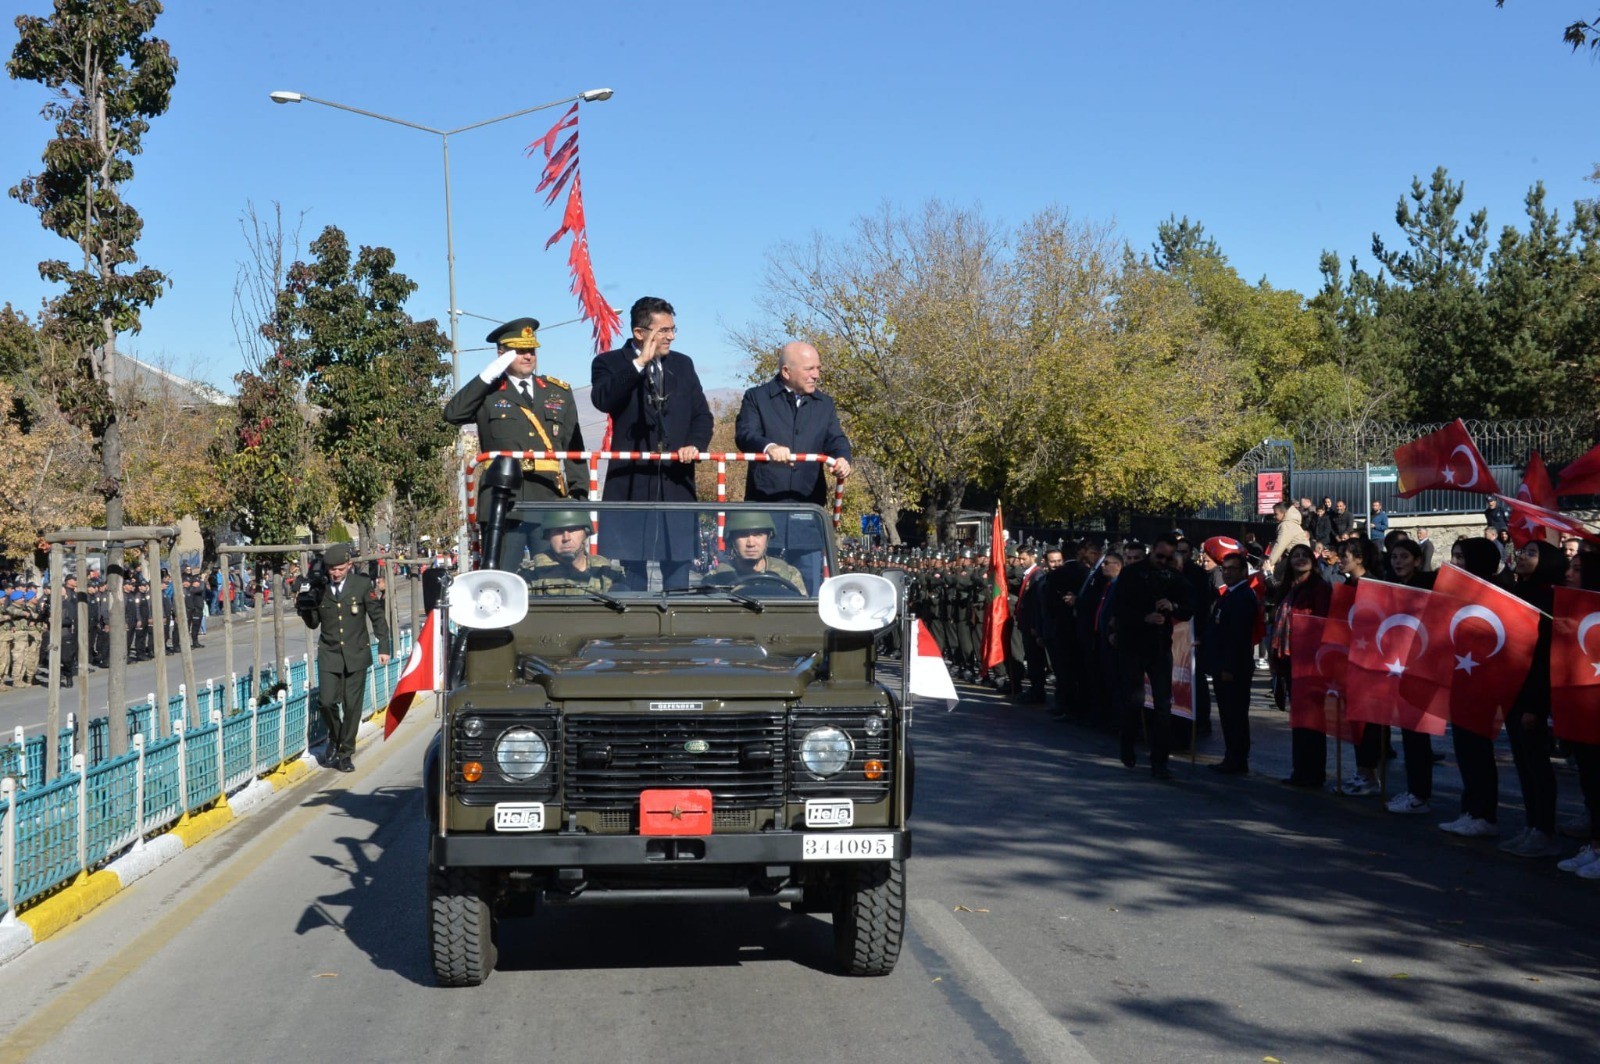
[734,341,853,592]
[590,297,713,588]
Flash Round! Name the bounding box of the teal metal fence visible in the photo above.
[0,631,413,917]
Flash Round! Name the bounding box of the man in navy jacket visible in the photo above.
[734,341,853,591]
[590,297,713,588]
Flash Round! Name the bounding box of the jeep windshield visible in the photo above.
[494,501,833,601]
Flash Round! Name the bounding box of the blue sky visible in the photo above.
[2,0,1596,393]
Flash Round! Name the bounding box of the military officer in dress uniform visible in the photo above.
[297,543,392,772]
[444,317,587,569]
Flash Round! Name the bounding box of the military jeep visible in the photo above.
[424,497,910,986]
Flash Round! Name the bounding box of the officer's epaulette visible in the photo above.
[542,375,570,390]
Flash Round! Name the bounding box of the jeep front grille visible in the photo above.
[563,714,785,809]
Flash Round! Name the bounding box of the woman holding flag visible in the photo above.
[1381,539,1439,816]
[1438,538,1514,839]
[1500,541,1567,858]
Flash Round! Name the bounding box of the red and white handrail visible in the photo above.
[463,450,847,555]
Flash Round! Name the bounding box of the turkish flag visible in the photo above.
[384,607,445,739]
[1555,441,1600,497]
[980,507,1010,673]
[1344,580,1450,734]
[1289,614,1357,740]
[909,619,959,710]
[1509,452,1561,548]
[1394,419,1500,498]
[1493,493,1600,546]
[1551,586,1600,744]
[1423,565,1540,739]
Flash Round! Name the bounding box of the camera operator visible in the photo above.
[297,544,391,772]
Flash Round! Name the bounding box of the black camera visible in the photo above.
[295,556,330,612]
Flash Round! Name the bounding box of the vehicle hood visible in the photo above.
[524,637,817,701]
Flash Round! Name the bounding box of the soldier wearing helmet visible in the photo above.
[522,510,624,595]
[708,512,807,594]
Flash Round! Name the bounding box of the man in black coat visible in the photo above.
[444,317,586,567]
[734,340,853,591]
[590,297,713,589]
[1110,534,1194,780]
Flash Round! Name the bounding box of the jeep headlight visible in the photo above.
[495,727,550,781]
[799,726,853,778]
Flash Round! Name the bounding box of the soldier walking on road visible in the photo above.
[298,543,392,773]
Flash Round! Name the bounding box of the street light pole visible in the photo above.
[268,87,613,556]
[268,87,613,391]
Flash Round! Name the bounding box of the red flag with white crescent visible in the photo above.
[1552,586,1600,744]
[1422,564,1540,739]
[385,607,445,738]
[1555,441,1600,497]
[1509,451,1561,548]
[1394,419,1499,498]
[1343,580,1450,734]
[1494,493,1600,545]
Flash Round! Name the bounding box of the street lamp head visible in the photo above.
[579,88,614,102]
[269,91,304,104]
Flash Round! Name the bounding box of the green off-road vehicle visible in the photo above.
[424,482,910,986]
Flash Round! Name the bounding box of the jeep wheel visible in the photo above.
[428,866,497,987]
[833,859,905,976]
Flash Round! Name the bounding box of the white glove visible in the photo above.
[479,351,517,384]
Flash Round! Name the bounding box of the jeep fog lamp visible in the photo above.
[495,727,550,781]
[462,716,484,738]
[800,726,853,778]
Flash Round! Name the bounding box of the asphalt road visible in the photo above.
[0,672,1595,1064]
[0,581,422,742]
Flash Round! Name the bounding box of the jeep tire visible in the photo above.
[429,866,497,987]
[833,859,905,976]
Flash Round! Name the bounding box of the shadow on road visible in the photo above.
[914,681,1600,1063]
[293,783,839,985]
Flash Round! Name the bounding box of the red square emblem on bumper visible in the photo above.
[639,789,713,836]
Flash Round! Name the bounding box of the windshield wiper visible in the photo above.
[666,584,766,613]
[531,586,629,613]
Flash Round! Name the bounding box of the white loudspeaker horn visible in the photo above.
[818,573,899,632]
[448,570,529,630]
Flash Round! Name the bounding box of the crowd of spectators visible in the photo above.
[853,494,1600,874]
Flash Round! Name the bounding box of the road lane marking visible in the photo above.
[0,725,419,1063]
[910,898,1100,1064]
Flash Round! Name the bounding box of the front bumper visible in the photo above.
[430,828,911,867]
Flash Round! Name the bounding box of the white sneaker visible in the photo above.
[1330,774,1376,796]
[1497,827,1532,853]
[1558,843,1600,872]
[1386,791,1431,815]
[1438,813,1472,834]
[1512,829,1562,859]
[1454,817,1500,838]
[1578,859,1600,880]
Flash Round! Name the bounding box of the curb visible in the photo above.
[0,713,387,965]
